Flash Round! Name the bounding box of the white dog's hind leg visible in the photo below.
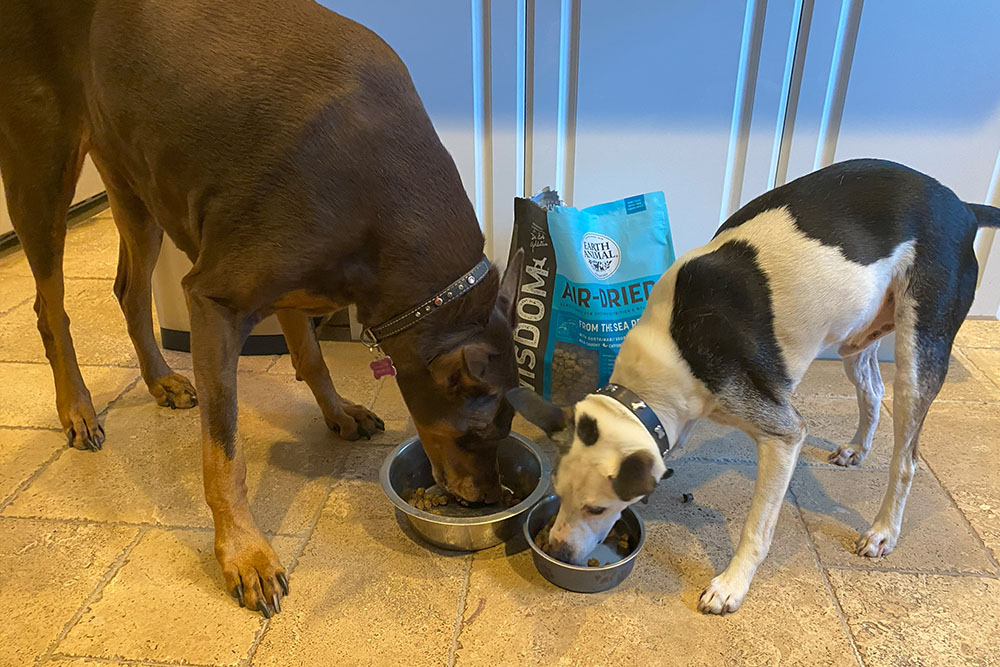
[830,342,884,466]
[698,411,806,615]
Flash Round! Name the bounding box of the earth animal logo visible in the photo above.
[581,232,621,280]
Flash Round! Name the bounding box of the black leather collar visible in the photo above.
[360,255,491,349]
[594,383,671,456]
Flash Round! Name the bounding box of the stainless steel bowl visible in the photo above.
[523,494,645,593]
[380,432,551,551]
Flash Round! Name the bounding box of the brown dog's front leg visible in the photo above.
[275,309,384,440]
[187,288,287,617]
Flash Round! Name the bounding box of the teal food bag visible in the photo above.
[508,191,675,403]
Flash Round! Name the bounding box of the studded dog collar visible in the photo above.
[594,383,670,456]
[360,255,491,350]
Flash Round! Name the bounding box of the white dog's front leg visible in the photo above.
[698,433,803,615]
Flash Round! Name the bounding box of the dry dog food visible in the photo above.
[408,487,450,513]
[509,191,674,401]
[550,343,601,405]
[534,515,632,567]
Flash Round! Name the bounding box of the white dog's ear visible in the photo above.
[610,451,658,501]
[507,387,574,440]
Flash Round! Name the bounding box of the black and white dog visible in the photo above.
[510,159,999,614]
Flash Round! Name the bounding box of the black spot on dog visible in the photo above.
[577,414,599,446]
[611,451,657,502]
[715,159,926,265]
[671,239,790,404]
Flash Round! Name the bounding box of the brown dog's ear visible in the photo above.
[507,386,574,439]
[611,451,658,502]
[429,343,490,392]
[497,248,524,323]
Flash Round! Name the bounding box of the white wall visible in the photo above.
[0,156,105,236]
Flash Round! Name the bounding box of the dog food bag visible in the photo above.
[508,190,674,403]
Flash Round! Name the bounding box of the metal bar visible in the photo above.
[719,0,768,222]
[472,0,494,257]
[768,0,813,190]
[814,0,864,170]
[516,0,535,197]
[555,0,581,205]
[970,148,1000,317]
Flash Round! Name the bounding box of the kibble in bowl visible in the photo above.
[524,494,645,593]
[380,433,550,551]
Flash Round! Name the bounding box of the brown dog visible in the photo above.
[0,0,522,617]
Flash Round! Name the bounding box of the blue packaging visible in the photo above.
[509,191,674,403]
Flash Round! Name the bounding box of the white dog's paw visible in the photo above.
[856,525,898,558]
[828,445,866,467]
[697,574,749,615]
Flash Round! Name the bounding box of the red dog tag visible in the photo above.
[370,356,397,379]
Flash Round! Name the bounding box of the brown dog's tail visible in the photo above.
[968,203,1000,228]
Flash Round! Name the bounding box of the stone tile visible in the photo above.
[791,468,994,574]
[794,359,872,399]
[161,347,279,374]
[455,461,856,667]
[60,529,299,666]
[954,318,1000,349]
[828,569,1000,666]
[679,396,897,470]
[5,371,376,533]
[0,362,137,429]
[43,659,134,667]
[251,478,469,667]
[267,340,372,378]
[961,347,1000,391]
[0,427,65,504]
[793,354,1000,403]
[0,215,119,280]
[0,278,135,366]
[365,376,415,447]
[915,401,1000,564]
[0,519,137,666]
[0,272,35,314]
[43,659,135,667]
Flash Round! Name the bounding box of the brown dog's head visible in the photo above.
[394,250,524,503]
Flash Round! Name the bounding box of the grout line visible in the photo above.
[240,461,342,666]
[46,652,216,667]
[447,555,474,667]
[0,294,33,317]
[0,374,140,513]
[957,346,1000,394]
[38,526,148,664]
[821,562,999,579]
[678,455,899,473]
[261,355,282,373]
[787,485,866,667]
[0,424,63,432]
[912,454,1000,577]
[0,444,69,511]
[0,513,302,538]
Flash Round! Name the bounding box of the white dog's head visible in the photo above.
[508,387,669,565]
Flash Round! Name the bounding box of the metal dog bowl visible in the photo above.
[523,494,645,593]
[380,433,550,551]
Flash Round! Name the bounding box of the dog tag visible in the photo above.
[370,356,397,379]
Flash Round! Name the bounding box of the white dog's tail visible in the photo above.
[968,203,1000,228]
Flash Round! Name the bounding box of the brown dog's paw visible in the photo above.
[326,402,386,441]
[60,399,105,451]
[149,373,198,409]
[216,530,288,618]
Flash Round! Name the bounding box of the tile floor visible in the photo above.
[1,213,998,666]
